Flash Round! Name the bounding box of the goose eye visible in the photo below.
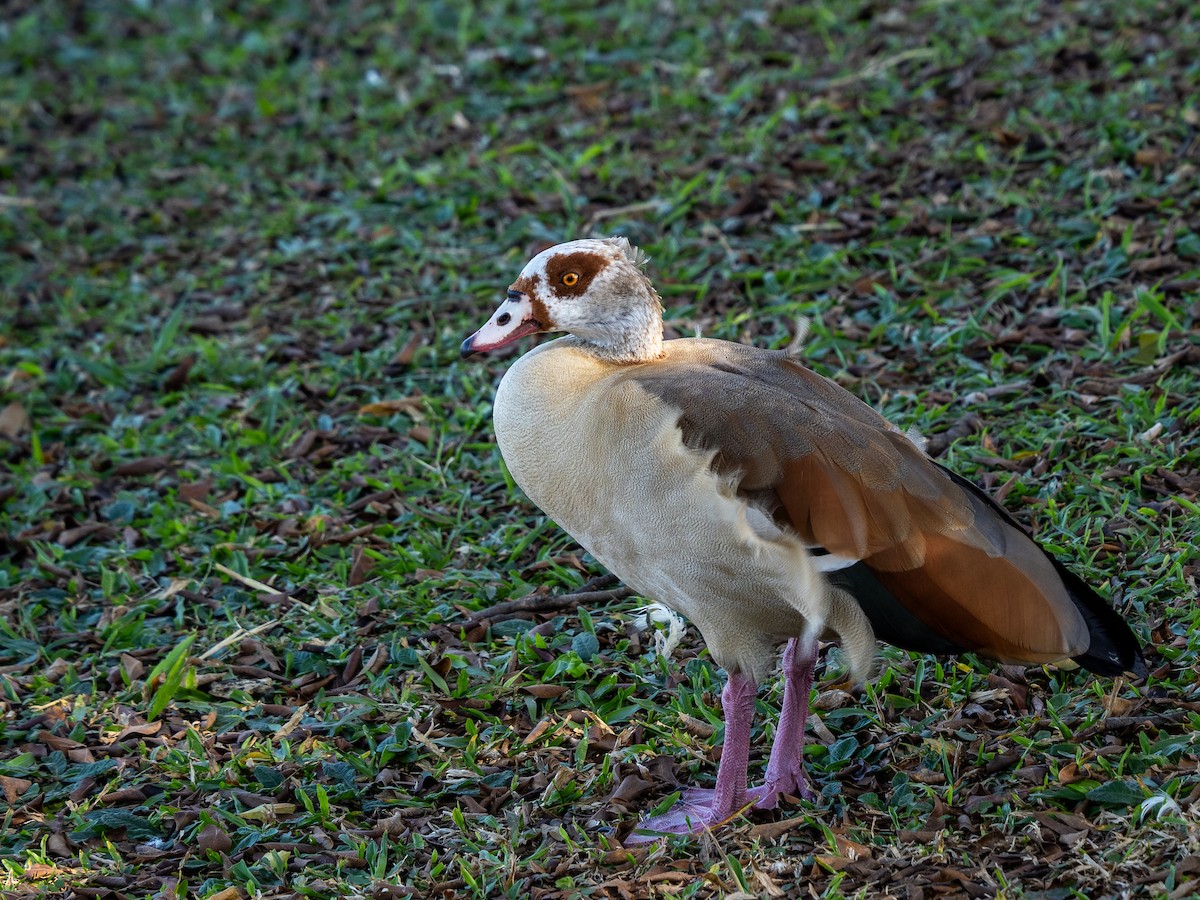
[561,272,580,287]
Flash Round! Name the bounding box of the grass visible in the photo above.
[1,0,1198,897]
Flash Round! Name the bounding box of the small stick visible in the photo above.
[425,575,634,639]
[465,574,627,623]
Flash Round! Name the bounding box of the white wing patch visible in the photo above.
[810,552,861,573]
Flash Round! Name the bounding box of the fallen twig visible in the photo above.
[426,574,634,640]
[473,574,633,624]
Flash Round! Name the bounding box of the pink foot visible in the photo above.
[628,769,812,839]
[624,773,817,842]
[624,793,753,842]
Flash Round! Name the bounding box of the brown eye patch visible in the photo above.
[545,251,607,297]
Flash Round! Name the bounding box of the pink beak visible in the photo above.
[461,290,542,357]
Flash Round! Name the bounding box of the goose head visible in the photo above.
[461,237,665,363]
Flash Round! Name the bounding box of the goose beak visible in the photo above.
[461,290,542,357]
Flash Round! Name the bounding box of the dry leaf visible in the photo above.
[358,396,423,418]
[749,815,807,841]
[349,544,374,586]
[754,868,787,898]
[197,823,233,854]
[835,834,873,860]
[0,774,33,804]
[112,455,173,476]
[814,853,853,872]
[178,480,212,502]
[522,684,569,699]
[0,401,29,439]
[240,803,297,822]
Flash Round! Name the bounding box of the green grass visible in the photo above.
[2,0,1198,897]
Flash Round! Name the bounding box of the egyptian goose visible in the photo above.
[461,237,1146,839]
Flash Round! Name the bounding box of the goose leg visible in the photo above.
[752,634,818,807]
[670,635,819,810]
[627,669,758,841]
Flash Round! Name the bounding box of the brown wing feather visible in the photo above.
[626,339,1090,664]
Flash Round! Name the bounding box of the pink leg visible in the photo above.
[752,634,818,808]
[625,636,820,841]
[626,669,758,841]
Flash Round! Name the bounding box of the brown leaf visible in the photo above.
[1057,761,1088,785]
[358,396,423,418]
[812,689,854,710]
[1179,856,1200,876]
[523,684,569,699]
[349,544,374,586]
[984,751,1019,775]
[341,645,363,684]
[392,332,423,366]
[38,732,84,751]
[1129,254,1179,274]
[99,786,147,805]
[1014,764,1048,783]
[178,479,212,502]
[851,275,882,295]
[1059,830,1089,848]
[565,82,611,114]
[754,869,787,898]
[284,429,318,459]
[121,653,145,682]
[835,834,873,860]
[58,522,118,548]
[0,401,30,439]
[40,657,70,684]
[363,644,389,676]
[899,829,940,843]
[608,773,654,804]
[70,776,98,802]
[678,714,715,738]
[909,767,946,785]
[186,497,220,517]
[1134,147,1169,166]
[162,355,196,391]
[197,823,233,854]
[523,717,555,745]
[106,722,163,745]
[935,867,974,886]
[45,832,75,858]
[814,853,853,872]
[749,815,808,841]
[0,775,33,804]
[1036,811,1093,836]
[23,863,58,880]
[112,455,173,476]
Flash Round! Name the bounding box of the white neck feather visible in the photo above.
[573,301,664,363]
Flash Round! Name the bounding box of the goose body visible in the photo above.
[493,338,878,682]
[462,237,1145,839]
